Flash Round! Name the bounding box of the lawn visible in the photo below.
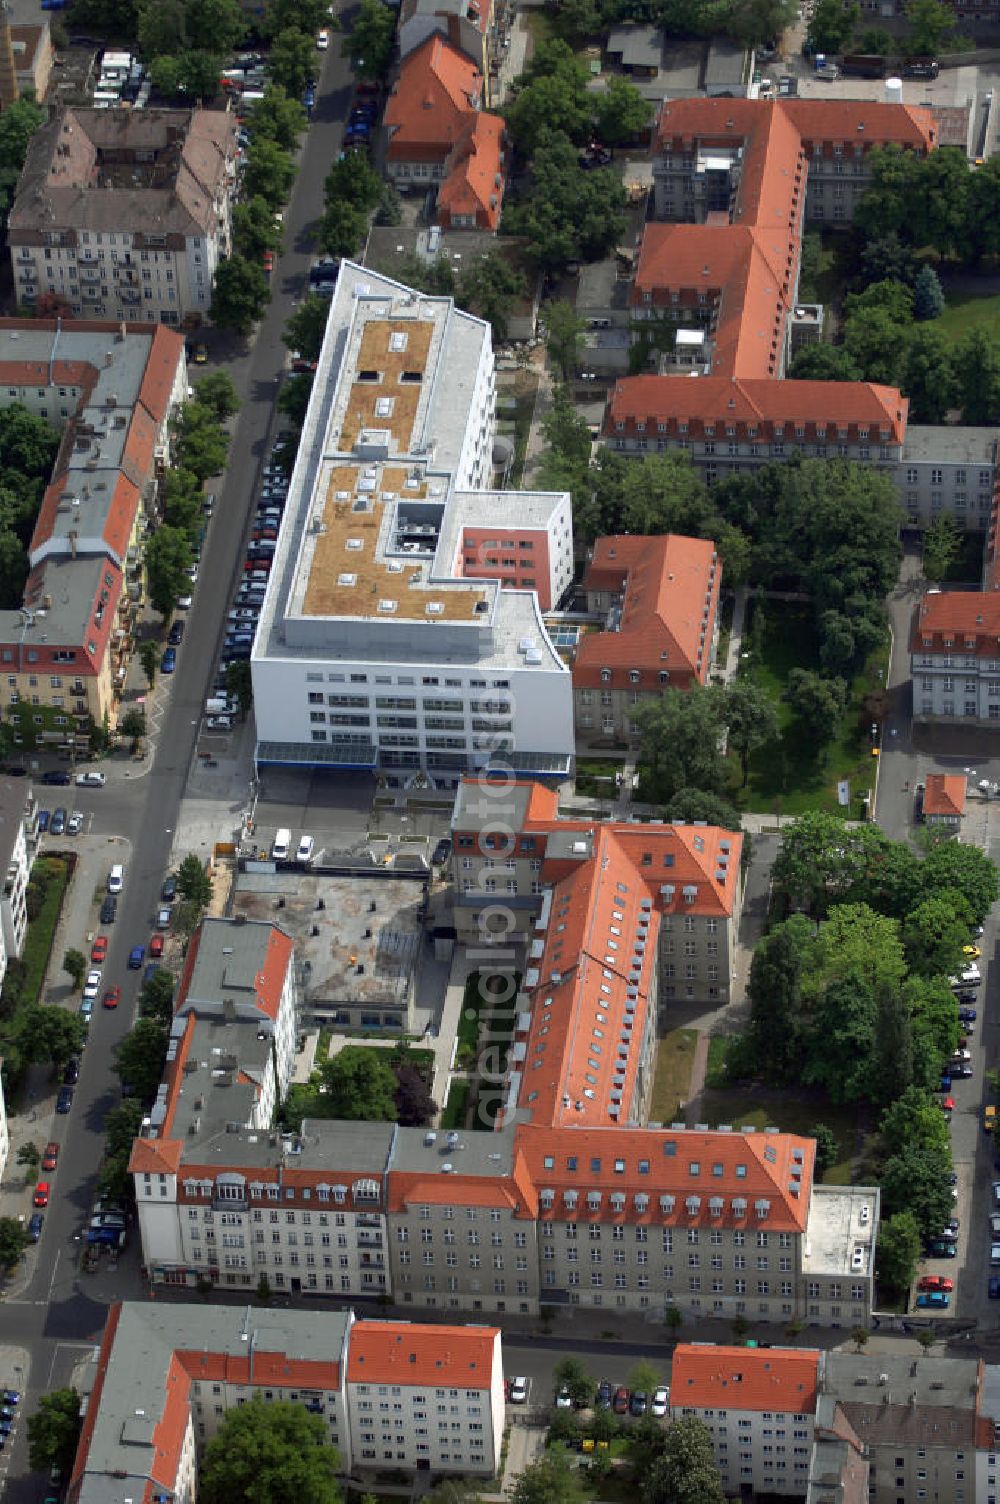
[648,1028,698,1123]
[458,969,520,1071]
[797,230,852,311]
[935,289,1000,346]
[576,757,623,800]
[704,1034,730,1090]
[441,1076,471,1130]
[737,599,887,819]
[698,1084,869,1186]
[20,856,70,1010]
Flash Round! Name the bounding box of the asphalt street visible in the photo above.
[0,26,366,1497]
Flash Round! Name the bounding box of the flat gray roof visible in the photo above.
[183,916,283,1012]
[903,425,997,464]
[451,778,537,832]
[824,1352,980,1446]
[390,1121,520,1179]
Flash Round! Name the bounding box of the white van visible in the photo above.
[272,828,291,860]
[107,863,124,894]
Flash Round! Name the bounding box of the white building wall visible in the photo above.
[134,1174,183,1269]
[347,1373,500,1474]
[2,816,30,963]
[670,1402,816,1495]
[0,1073,8,1187]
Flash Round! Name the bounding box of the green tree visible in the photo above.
[456,255,526,342]
[907,974,961,1087]
[900,325,956,423]
[343,0,397,78]
[18,1006,85,1066]
[113,1018,170,1104]
[211,257,270,337]
[857,25,893,50]
[320,199,369,258]
[881,1142,954,1242]
[177,853,212,910]
[200,1395,341,1504]
[869,987,915,1106]
[906,0,956,55]
[966,156,1000,261]
[642,1415,725,1504]
[844,304,911,386]
[146,526,194,619]
[806,0,859,52]
[226,660,254,718]
[724,677,779,786]
[0,1215,27,1270]
[140,640,159,689]
[183,0,246,50]
[922,840,999,923]
[507,44,592,152]
[27,1390,82,1477]
[803,971,878,1103]
[745,916,814,1082]
[782,668,846,747]
[594,75,653,145]
[63,947,86,990]
[120,706,147,744]
[787,343,863,382]
[541,385,593,469]
[553,1357,593,1408]
[265,0,329,36]
[269,26,320,96]
[283,295,332,363]
[279,374,313,428]
[632,684,728,802]
[662,788,742,831]
[860,231,920,288]
[912,263,945,321]
[876,1210,922,1293]
[510,1447,585,1504]
[922,513,962,582]
[811,1124,839,1178]
[233,195,284,262]
[244,137,296,208]
[0,403,60,475]
[248,85,307,151]
[193,371,240,424]
[140,968,176,1024]
[17,1140,39,1170]
[0,97,47,219]
[880,1085,951,1156]
[952,327,1000,425]
[103,1098,145,1166]
[771,812,888,917]
[172,403,229,481]
[628,1360,663,1397]
[903,892,971,977]
[502,129,627,273]
[320,1046,399,1120]
[325,149,383,211]
[544,300,585,383]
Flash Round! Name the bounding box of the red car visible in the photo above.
[91,936,108,963]
[941,1096,956,1113]
[612,1386,630,1414]
[918,1275,954,1293]
[42,1142,59,1171]
[102,985,120,1010]
[33,1181,50,1207]
[262,250,275,273]
[150,933,165,958]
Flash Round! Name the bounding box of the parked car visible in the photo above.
[128,945,144,969]
[33,1182,49,1207]
[28,1212,44,1242]
[67,811,83,835]
[83,969,102,1000]
[100,896,117,925]
[150,933,165,958]
[555,1388,573,1409]
[991,1277,1000,1299]
[595,1380,613,1410]
[161,646,177,674]
[63,1057,79,1084]
[42,1142,59,1171]
[925,1239,958,1257]
[629,1391,648,1417]
[41,769,70,785]
[91,936,108,963]
[75,770,105,787]
[56,1086,74,1114]
[432,838,452,865]
[168,620,185,645]
[959,1007,978,1022]
[651,1386,669,1418]
[296,835,315,863]
[613,1386,630,1414]
[161,876,177,902]
[508,1377,528,1404]
[916,1291,950,1309]
[37,809,50,832]
[49,808,66,836]
[919,1273,954,1293]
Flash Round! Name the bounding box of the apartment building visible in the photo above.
[0,319,186,743]
[69,1302,503,1501]
[670,1343,822,1495]
[0,775,38,983]
[9,108,238,326]
[909,591,1000,727]
[385,34,506,227]
[574,533,721,746]
[450,779,742,1011]
[250,260,575,785]
[174,917,297,1099]
[398,0,505,105]
[606,95,1000,517]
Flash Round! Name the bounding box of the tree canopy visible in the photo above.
[502,129,627,273]
[27,1390,82,1478]
[200,1395,341,1504]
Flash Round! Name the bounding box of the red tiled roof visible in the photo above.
[671,1343,820,1413]
[128,1137,183,1176]
[177,1347,341,1389]
[654,96,936,155]
[575,533,719,688]
[437,111,506,231]
[923,773,966,818]
[515,1123,814,1231]
[347,1321,499,1389]
[605,375,907,441]
[911,590,1000,655]
[257,927,294,1022]
[147,1354,193,1495]
[386,35,483,163]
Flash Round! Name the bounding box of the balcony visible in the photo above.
[359,1253,385,1269]
[356,1214,382,1229]
[356,1232,383,1248]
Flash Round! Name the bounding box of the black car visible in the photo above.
[100,895,117,925]
[432,838,452,865]
[168,620,185,645]
[49,807,67,836]
[41,769,70,786]
[595,1379,613,1410]
[952,1063,974,1078]
[629,1391,648,1417]
[56,1085,74,1114]
[957,990,978,1005]
[63,1056,80,1085]
[161,875,177,902]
